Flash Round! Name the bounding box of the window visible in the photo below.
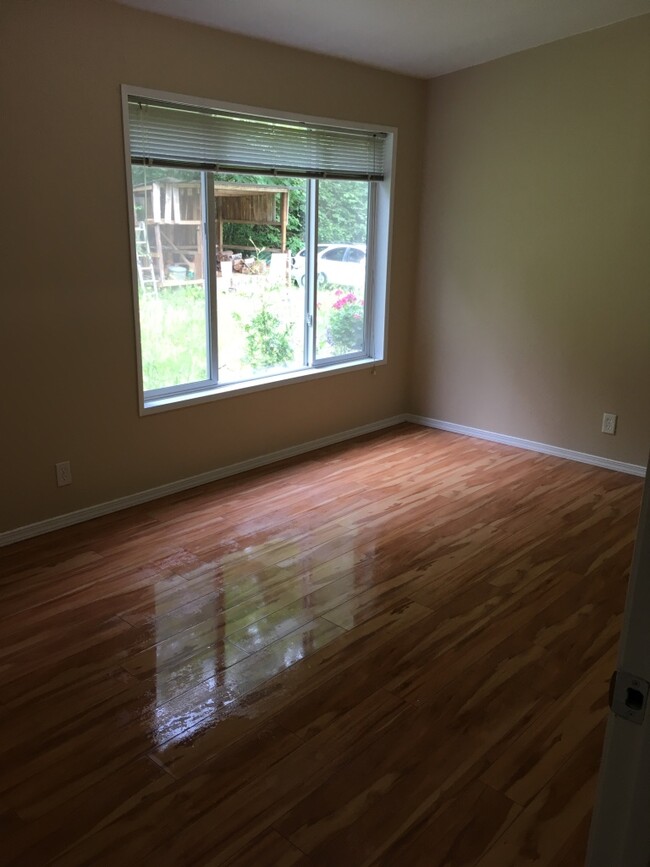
[123,87,394,411]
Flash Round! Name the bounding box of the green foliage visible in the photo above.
[216,173,307,255]
[132,166,369,257]
[236,304,294,370]
[318,180,368,244]
[137,279,366,390]
[138,283,208,391]
[328,290,364,354]
[213,173,368,253]
[131,165,195,186]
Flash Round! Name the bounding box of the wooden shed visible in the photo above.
[132,178,290,286]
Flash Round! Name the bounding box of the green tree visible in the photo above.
[236,304,294,370]
[132,167,369,255]
[318,180,368,244]
[216,173,307,255]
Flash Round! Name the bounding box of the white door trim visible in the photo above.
[587,452,650,866]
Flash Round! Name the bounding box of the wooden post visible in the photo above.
[152,182,161,223]
[164,183,173,222]
[172,184,181,221]
[280,190,289,253]
[154,223,165,281]
[194,224,203,281]
[216,197,223,261]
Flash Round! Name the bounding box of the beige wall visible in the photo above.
[3,4,649,536]
[412,16,650,466]
[0,0,427,532]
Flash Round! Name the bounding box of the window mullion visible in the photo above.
[203,171,219,383]
[305,179,318,367]
[363,182,376,355]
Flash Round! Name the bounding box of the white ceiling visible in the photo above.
[115,0,650,78]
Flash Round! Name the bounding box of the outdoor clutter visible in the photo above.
[218,251,264,275]
[132,177,291,290]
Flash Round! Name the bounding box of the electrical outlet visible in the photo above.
[602,413,617,435]
[55,460,72,487]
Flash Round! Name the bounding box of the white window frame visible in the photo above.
[121,86,395,415]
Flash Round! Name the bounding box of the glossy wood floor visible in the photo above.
[0,424,643,866]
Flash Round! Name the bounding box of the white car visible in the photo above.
[291,244,366,289]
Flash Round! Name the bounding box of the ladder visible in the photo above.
[134,221,158,293]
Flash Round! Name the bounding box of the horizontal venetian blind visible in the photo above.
[127,98,386,181]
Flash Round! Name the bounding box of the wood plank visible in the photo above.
[150,599,431,778]
[0,425,642,864]
[273,696,531,864]
[221,829,307,866]
[481,656,611,806]
[370,780,521,867]
[474,722,606,866]
[55,689,408,865]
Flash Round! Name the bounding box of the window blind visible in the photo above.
[127,98,386,181]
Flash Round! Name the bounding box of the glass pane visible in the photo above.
[214,172,307,383]
[315,180,369,360]
[132,167,209,391]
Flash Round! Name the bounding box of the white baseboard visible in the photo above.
[405,414,647,478]
[0,415,407,547]
[4,412,645,547]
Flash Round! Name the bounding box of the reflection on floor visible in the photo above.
[0,423,642,865]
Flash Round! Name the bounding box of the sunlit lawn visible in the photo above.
[138,277,353,391]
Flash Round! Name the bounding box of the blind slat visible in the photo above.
[127,99,386,181]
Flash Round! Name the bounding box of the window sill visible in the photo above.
[141,357,383,415]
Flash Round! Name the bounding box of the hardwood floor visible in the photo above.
[0,424,643,865]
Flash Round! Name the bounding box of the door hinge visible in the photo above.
[609,670,649,725]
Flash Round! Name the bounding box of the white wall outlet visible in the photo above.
[602,413,617,435]
[55,460,72,487]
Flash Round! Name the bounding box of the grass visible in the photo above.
[139,283,208,390]
[138,277,364,392]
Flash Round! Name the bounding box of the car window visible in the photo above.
[345,248,365,263]
[321,247,346,261]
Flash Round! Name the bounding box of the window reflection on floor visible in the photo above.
[153,577,226,745]
[152,532,373,746]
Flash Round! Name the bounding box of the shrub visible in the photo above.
[328,290,364,354]
[239,303,293,370]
